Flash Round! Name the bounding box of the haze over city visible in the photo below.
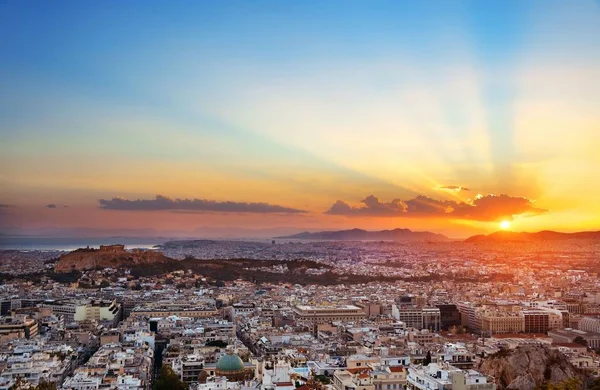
[2,1,600,239]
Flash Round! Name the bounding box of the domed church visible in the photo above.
[214,350,251,381]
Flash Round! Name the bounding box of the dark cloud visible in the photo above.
[0,204,9,208]
[46,204,57,209]
[438,185,470,192]
[327,196,407,217]
[326,194,546,221]
[98,195,307,214]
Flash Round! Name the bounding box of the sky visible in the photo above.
[1,1,600,238]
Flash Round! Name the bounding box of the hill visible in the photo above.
[477,345,586,389]
[54,244,175,272]
[465,230,600,243]
[276,228,449,241]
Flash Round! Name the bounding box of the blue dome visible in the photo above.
[216,354,244,372]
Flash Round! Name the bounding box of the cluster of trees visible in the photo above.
[535,377,600,390]
[422,351,432,366]
[153,366,186,390]
[0,270,81,285]
[573,336,587,346]
[8,379,57,390]
[205,340,228,348]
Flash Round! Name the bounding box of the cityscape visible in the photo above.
[2,1,600,390]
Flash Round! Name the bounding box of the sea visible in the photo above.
[0,237,165,251]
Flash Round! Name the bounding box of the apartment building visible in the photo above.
[0,315,38,340]
[371,366,407,390]
[407,363,495,390]
[333,369,375,390]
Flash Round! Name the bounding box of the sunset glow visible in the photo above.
[1,1,600,239]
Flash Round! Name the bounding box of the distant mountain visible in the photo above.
[275,228,449,242]
[465,230,600,243]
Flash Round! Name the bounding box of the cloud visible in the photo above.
[325,194,547,221]
[98,195,308,214]
[438,185,470,192]
[0,204,9,208]
[46,204,57,209]
[327,195,407,217]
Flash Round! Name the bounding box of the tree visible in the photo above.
[153,365,186,390]
[588,377,600,390]
[36,381,57,390]
[206,340,228,348]
[99,280,110,288]
[573,336,587,346]
[423,351,432,366]
[535,377,583,390]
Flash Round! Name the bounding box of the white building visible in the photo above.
[407,363,495,390]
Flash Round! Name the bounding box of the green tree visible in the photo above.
[573,336,587,346]
[423,351,432,366]
[153,365,187,390]
[535,377,583,390]
[314,375,330,384]
[36,381,57,390]
[588,377,600,390]
[99,280,110,288]
[206,340,228,348]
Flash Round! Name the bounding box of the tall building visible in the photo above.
[437,304,461,331]
[392,306,441,331]
[523,310,550,334]
[457,302,479,332]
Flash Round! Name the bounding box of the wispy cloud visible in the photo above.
[326,193,546,221]
[437,185,470,192]
[99,195,307,214]
[45,204,57,209]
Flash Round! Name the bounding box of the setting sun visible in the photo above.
[500,220,511,230]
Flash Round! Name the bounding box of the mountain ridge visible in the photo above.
[275,228,450,241]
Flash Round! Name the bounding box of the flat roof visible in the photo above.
[296,305,362,311]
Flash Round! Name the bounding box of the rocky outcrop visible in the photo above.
[54,244,173,272]
[477,346,585,389]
